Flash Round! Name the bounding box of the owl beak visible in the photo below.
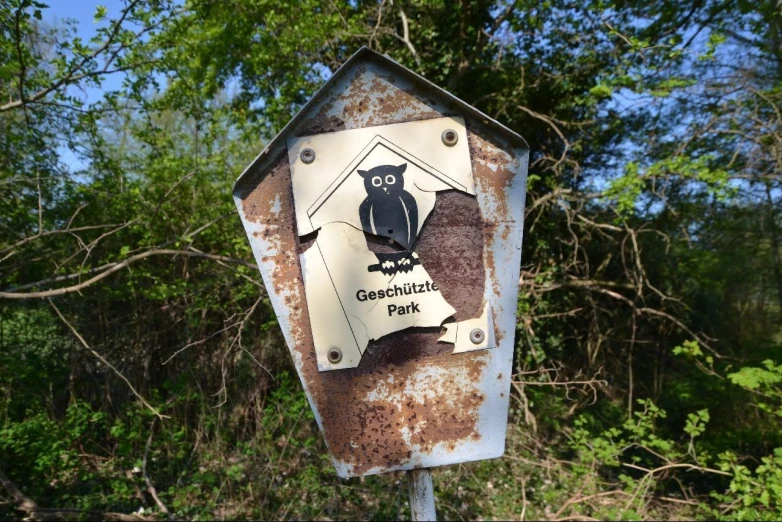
[383,187,388,193]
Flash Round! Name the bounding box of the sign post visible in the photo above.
[233,47,528,520]
[407,469,436,520]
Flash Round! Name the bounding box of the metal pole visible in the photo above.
[407,469,436,521]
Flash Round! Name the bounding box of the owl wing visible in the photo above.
[359,198,373,235]
[399,190,419,248]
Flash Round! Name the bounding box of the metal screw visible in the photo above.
[327,347,342,363]
[469,328,485,345]
[300,148,316,164]
[441,129,458,146]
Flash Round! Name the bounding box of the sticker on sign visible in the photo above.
[289,117,495,371]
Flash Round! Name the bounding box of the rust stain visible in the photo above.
[467,128,518,324]
[297,112,346,136]
[468,129,516,223]
[415,191,485,321]
[316,355,486,475]
[241,154,317,371]
[297,66,444,138]
[492,302,505,345]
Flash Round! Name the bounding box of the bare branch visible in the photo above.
[143,418,170,517]
[48,299,167,420]
[0,223,126,259]
[395,6,420,66]
[1,249,256,299]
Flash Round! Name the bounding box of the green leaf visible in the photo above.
[589,83,613,99]
[94,5,107,21]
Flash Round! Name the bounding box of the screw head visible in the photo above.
[469,328,485,345]
[441,129,458,146]
[327,347,342,363]
[300,148,316,164]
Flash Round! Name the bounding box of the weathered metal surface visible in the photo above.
[407,469,437,521]
[233,47,528,477]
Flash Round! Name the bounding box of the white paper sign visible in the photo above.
[288,117,495,371]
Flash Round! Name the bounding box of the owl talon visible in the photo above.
[367,251,421,275]
[396,252,416,273]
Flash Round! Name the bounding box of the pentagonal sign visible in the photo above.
[233,48,528,477]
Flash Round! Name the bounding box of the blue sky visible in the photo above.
[49,0,132,98]
[48,0,126,38]
[47,1,136,170]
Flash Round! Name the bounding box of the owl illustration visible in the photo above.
[357,163,419,250]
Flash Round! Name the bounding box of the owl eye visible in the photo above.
[385,175,396,185]
[372,176,382,187]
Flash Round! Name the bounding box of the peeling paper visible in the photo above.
[290,117,494,371]
[300,242,366,371]
[302,222,456,370]
[439,302,495,354]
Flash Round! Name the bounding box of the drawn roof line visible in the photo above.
[306,135,468,218]
[233,46,529,197]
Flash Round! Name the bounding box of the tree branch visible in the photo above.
[143,419,170,517]
[395,6,420,66]
[1,249,257,299]
[48,299,167,420]
[0,0,142,113]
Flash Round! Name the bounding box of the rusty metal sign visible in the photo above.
[233,47,528,478]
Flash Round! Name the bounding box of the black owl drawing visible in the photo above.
[358,163,419,250]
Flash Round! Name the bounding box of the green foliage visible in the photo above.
[649,77,697,97]
[607,155,732,217]
[728,361,782,418]
[589,83,614,99]
[711,448,782,521]
[569,399,782,520]
[729,361,782,393]
[699,32,728,62]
